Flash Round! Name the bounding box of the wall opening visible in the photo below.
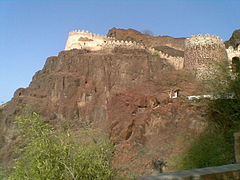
[232,56,240,73]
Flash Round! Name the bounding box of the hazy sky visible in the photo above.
[0,0,239,104]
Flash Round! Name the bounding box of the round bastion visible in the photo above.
[184,34,228,79]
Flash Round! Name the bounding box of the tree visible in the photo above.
[142,30,153,36]
[9,112,116,180]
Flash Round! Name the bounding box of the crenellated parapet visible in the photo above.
[226,45,240,60]
[68,30,115,40]
[149,48,184,70]
[64,30,234,76]
[185,34,225,49]
[65,30,144,51]
[101,39,145,49]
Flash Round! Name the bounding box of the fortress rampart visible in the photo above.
[149,48,184,70]
[65,30,144,51]
[65,30,237,75]
[65,30,184,70]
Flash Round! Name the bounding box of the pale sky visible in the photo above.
[0,0,239,103]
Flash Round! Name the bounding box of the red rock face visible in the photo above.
[0,48,204,174]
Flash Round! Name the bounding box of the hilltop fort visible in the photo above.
[65,29,240,75]
[1,28,240,177]
[65,30,145,51]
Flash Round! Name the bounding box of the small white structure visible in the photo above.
[169,89,180,99]
[187,95,213,100]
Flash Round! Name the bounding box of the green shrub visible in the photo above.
[177,60,240,170]
[0,166,6,180]
[152,50,160,56]
[8,112,115,180]
[178,129,234,170]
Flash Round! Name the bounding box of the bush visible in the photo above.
[8,112,115,180]
[0,166,6,180]
[178,129,234,170]
[152,50,159,56]
[177,60,240,170]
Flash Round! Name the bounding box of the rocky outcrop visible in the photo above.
[107,28,186,52]
[225,29,240,49]
[0,47,204,175]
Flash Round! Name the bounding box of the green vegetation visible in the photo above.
[178,129,234,169]
[152,50,160,56]
[0,166,6,180]
[178,60,240,170]
[8,112,116,180]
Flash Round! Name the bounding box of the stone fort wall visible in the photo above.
[184,34,228,79]
[65,30,145,51]
[65,30,184,70]
[149,48,184,70]
[184,34,228,69]
[65,30,237,74]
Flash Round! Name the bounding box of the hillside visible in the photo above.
[0,44,206,175]
[225,29,240,49]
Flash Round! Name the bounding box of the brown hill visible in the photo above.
[107,28,186,52]
[225,29,240,49]
[0,47,204,175]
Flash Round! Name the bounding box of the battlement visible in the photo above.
[185,34,225,48]
[226,45,240,64]
[65,29,144,51]
[227,45,240,53]
[102,39,145,49]
[149,48,184,70]
[68,30,115,40]
[64,30,232,77]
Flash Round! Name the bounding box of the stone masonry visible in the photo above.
[65,30,236,74]
[184,34,228,79]
[65,30,145,51]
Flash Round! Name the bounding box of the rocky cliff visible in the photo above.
[0,48,204,175]
[0,47,203,175]
[225,29,240,49]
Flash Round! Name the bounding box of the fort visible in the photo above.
[65,30,145,51]
[65,30,185,70]
[65,30,240,74]
[149,47,184,70]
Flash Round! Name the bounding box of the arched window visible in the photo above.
[232,56,240,73]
